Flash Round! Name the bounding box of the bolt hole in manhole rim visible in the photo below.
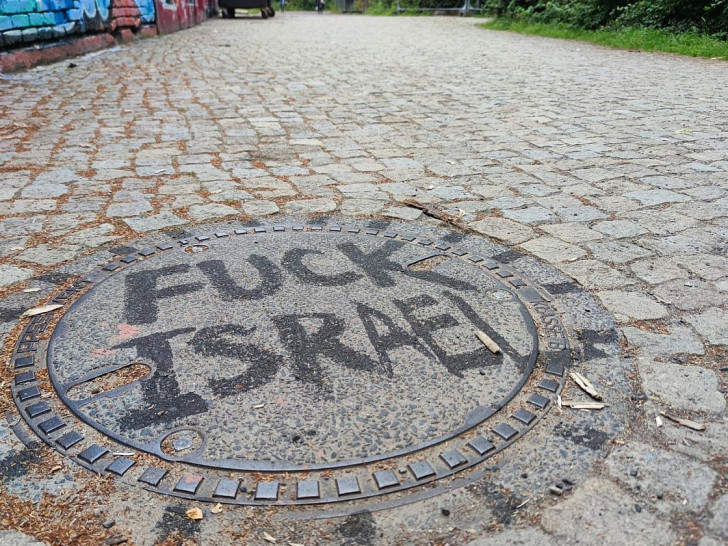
[6,218,611,511]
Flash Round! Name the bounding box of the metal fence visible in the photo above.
[336,0,483,13]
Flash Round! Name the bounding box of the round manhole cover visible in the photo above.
[10,222,573,508]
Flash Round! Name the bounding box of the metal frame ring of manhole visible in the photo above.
[8,219,583,510]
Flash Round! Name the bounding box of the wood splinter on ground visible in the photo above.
[475,330,501,354]
[660,411,706,431]
[569,372,602,400]
[561,401,606,410]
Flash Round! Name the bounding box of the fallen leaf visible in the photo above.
[263,531,277,543]
[22,304,63,317]
[211,503,223,514]
[185,507,203,520]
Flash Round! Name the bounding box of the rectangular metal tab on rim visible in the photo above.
[254,227,267,233]
[435,244,451,251]
[273,226,285,232]
[365,229,379,235]
[538,378,559,392]
[26,402,51,418]
[468,256,484,263]
[174,474,204,494]
[157,244,174,251]
[138,249,156,257]
[102,263,120,272]
[255,481,280,500]
[336,476,361,496]
[214,479,240,499]
[452,249,468,256]
[138,467,168,487]
[296,480,320,500]
[329,225,342,232]
[527,393,550,409]
[440,449,468,469]
[513,408,536,425]
[13,356,34,369]
[409,461,436,480]
[120,256,137,264]
[214,232,229,238]
[79,444,108,464]
[310,225,323,231]
[493,423,518,441]
[383,232,397,238]
[56,430,84,450]
[234,229,248,235]
[18,386,41,402]
[373,470,399,490]
[196,236,210,242]
[400,235,415,242]
[347,228,360,234]
[467,436,495,456]
[106,457,135,476]
[15,371,35,385]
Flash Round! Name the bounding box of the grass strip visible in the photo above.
[481,19,728,60]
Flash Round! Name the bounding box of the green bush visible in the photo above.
[484,0,728,38]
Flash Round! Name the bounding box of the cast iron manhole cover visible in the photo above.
[10,222,572,507]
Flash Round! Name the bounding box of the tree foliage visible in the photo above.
[485,0,728,38]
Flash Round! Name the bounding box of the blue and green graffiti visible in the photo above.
[0,0,156,49]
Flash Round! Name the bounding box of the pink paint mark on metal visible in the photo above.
[115,323,141,341]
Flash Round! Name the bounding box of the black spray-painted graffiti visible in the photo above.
[116,241,524,429]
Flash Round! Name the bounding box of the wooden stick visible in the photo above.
[475,330,501,354]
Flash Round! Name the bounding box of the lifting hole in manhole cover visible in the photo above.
[10,223,572,508]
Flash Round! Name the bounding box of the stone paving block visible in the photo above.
[605,442,717,511]
[502,206,556,224]
[541,223,604,243]
[560,260,633,290]
[0,531,44,546]
[284,199,338,214]
[241,200,280,217]
[638,358,724,413]
[64,224,120,247]
[585,241,652,264]
[469,218,534,245]
[622,326,704,357]
[0,265,34,288]
[630,258,687,285]
[626,189,690,205]
[653,279,727,311]
[188,204,240,221]
[382,206,422,221]
[15,244,81,266]
[686,308,728,346]
[593,220,648,239]
[519,236,586,263]
[541,478,675,545]
[467,528,557,546]
[597,291,667,321]
[124,212,188,232]
[708,494,728,538]
[340,199,384,215]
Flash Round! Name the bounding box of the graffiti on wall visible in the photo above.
[0,0,157,49]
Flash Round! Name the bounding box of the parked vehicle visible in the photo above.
[220,0,275,19]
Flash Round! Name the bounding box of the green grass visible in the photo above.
[481,19,728,60]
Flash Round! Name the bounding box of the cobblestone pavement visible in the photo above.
[1,12,728,546]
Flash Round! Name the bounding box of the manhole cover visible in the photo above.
[10,222,573,508]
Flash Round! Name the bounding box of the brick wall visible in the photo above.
[0,0,157,50]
